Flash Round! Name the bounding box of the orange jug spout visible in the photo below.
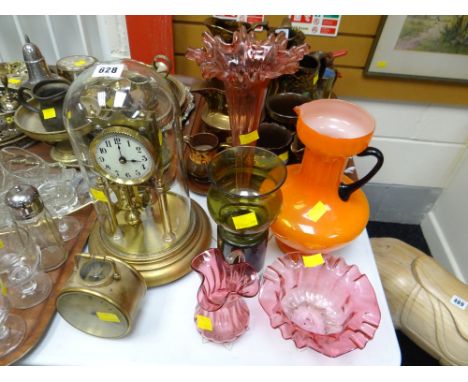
[293,105,303,116]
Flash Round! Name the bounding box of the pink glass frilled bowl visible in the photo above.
[192,248,260,343]
[258,253,381,357]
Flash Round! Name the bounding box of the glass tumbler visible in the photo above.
[0,147,47,189]
[38,162,82,241]
[207,146,286,271]
[0,227,52,309]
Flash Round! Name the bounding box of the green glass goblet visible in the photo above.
[207,146,286,271]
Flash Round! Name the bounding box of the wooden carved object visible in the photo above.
[371,237,468,366]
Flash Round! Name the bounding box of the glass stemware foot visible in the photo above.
[5,271,52,310]
[56,215,81,242]
[0,228,53,309]
[0,294,26,358]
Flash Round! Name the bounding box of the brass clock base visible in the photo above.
[50,141,78,166]
[88,199,212,287]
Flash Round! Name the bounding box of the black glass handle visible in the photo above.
[17,86,40,113]
[339,147,384,202]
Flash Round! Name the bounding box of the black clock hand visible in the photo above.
[116,143,127,164]
[116,142,123,156]
[128,159,141,163]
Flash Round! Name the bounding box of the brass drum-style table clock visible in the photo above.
[63,59,211,286]
[56,253,146,338]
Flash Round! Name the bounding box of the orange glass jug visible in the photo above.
[271,99,384,253]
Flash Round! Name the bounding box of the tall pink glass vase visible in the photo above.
[191,248,259,344]
[186,27,309,146]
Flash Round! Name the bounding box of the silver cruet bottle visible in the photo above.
[5,184,68,272]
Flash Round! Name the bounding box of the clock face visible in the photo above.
[57,291,128,338]
[80,259,113,285]
[90,127,155,185]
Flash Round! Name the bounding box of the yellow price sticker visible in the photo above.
[90,187,109,203]
[66,111,72,120]
[279,151,289,162]
[96,312,121,323]
[232,211,258,230]
[158,129,163,145]
[74,59,87,67]
[0,239,3,249]
[239,130,259,145]
[313,72,319,85]
[196,315,213,331]
[302,253,325,268]
[0,279,7,297]
[42,108,56,120]
[8,77,21,85]
[306,201,330,222]
[376,60,388,69]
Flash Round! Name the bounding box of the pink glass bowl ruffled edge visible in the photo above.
[258,253,381,358]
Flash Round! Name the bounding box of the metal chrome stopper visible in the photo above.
[5,184,44,220]
[21,35,58,89]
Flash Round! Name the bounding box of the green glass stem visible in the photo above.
[217,225,269,272]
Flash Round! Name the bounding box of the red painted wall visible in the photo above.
[125,15,174,72]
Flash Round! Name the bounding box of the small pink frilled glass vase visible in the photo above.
[191,248,260,344]
[186,27,309,146]
[259,253,381,358]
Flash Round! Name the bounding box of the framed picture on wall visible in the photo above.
[365,16,468,83]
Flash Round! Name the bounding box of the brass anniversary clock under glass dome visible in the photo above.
[63,59,211,286]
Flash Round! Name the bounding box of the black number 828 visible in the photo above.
[98,66,118,74]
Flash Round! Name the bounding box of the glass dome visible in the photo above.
[63,59,211,286]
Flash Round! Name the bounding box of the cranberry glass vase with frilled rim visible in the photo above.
[186,27,308,146]
[191,248,260,343]
[259,253,381,358]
